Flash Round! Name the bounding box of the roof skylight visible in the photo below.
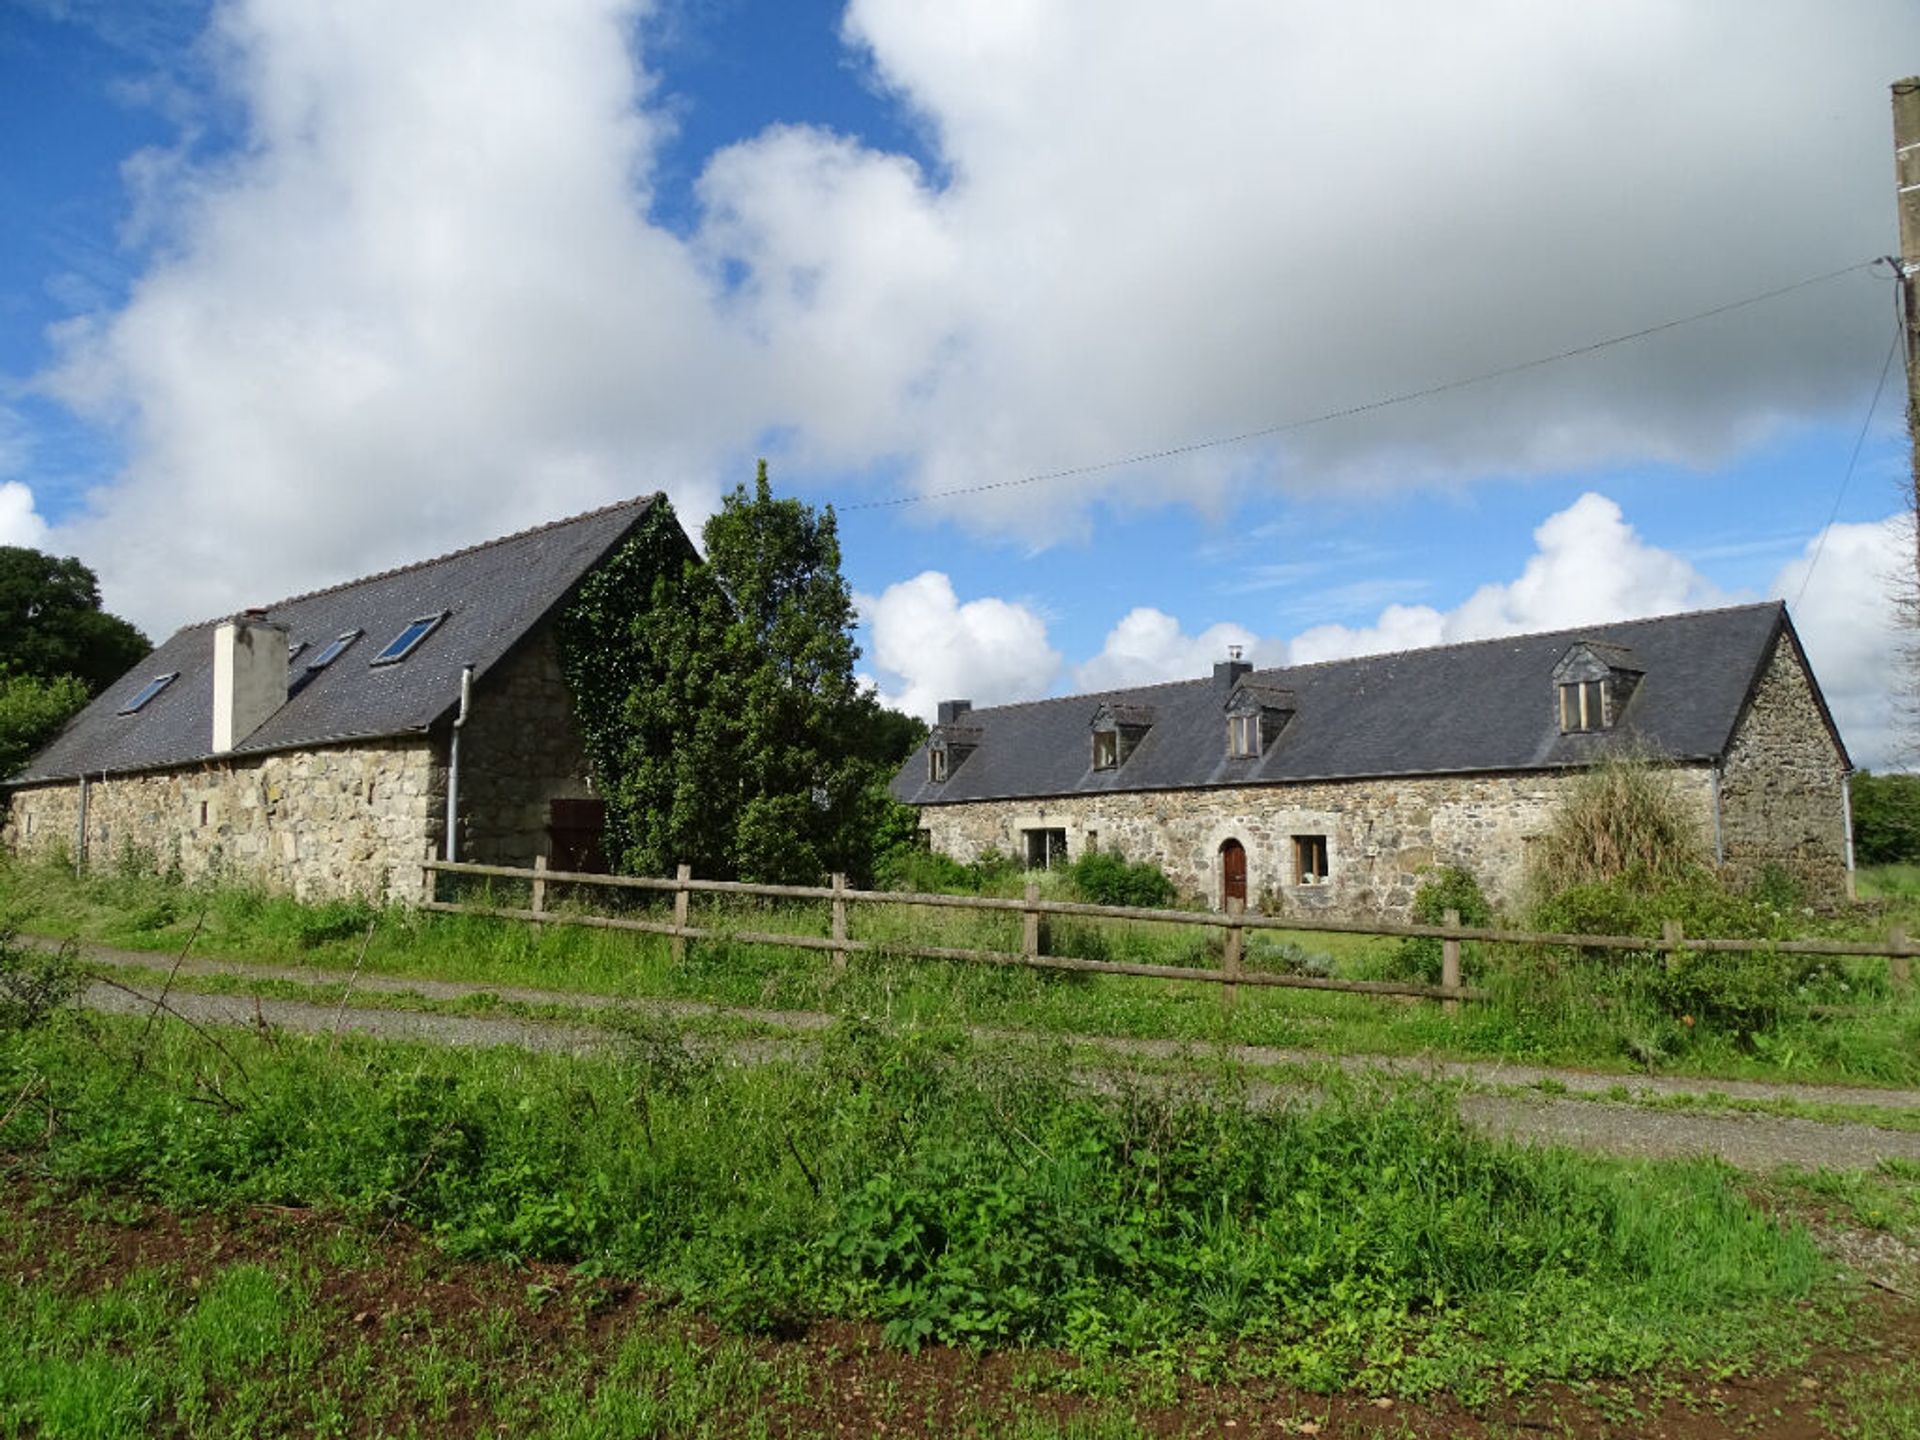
[307,631,362,670]
[370,613,447,666]
[118,673,179,715]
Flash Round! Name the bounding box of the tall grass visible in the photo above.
[1527,756,1707,895]
[1,1011,1825,1395]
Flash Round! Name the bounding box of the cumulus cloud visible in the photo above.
[1073,608,1266,692]
[856,571,1059,720]
[1288,494,1726,662]
[1770,514,1910,771]
[0,482,50,549]
[23,0,1911,632]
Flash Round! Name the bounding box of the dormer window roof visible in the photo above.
[1090,701,1154,771]
[927,723,982,782]
[1225,683,1295,758]
[1552,642,1642,735]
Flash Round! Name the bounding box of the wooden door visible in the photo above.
[1220,839,1247,906]
[549,798,609,874]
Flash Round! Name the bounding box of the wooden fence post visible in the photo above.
[1023,881,1041,961]
[1223,896,1244,1007]
[1892,925,1912,992]
[531,854,547,919]
[1441,907,1461,1015]
[1661,919,1684,973]
[671,863,691,964]
[831,872,848,973]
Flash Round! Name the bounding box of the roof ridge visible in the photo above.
[179,493,662,631]
[1247,599,1784,680]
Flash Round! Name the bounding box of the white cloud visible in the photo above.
[1287,493,1726,663]
[0,482,50,549]
[856,570,1059,720]
[1073,608,1266,692]
[20,0,1910,634]
[1770,514,1911,771]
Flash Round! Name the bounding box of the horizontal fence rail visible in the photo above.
[421,859,1918,1008]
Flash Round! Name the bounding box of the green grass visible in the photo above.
[8,857,1920,1087]
[0,1006,1832,1400]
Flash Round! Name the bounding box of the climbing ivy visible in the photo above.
[558,477,923,885]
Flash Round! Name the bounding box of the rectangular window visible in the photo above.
[1092,731,1118,770]
[307,631,362,670]
[915,828,933,850]
[1293,834,1329,885]
[1024,827,1067,870]
[118,672,179,715]
[371,613,447,666]
[1228,713,1259,757]
[1558,679,1607,733]
[929,748,948,782]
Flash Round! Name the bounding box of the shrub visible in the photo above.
[1529,869,1820,1045]
[1390,865,1492,985]
[1849,770,1920,865]
[0,928,83,1031]
[1065,849,1176,909]
[874,846,1020,895]
[1527,757,1707,896]
[0,672,87,777]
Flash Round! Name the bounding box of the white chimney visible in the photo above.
[213,610,290,753]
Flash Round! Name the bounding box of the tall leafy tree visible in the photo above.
[0,547,149,694]
[702,461,889,884]
[560,470,923,884]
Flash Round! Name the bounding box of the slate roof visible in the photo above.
[12,496,664,784]
[894,602,1841,806]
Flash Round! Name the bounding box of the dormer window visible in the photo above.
[1224,683,1294,758]
[1089,702,1153,772]
[926,721,981,783]
[1552,642,1642,736]
[1559,679,1606,733]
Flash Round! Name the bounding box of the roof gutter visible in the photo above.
[444,665,474,863]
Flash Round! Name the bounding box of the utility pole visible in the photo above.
[1894,77,1920,576]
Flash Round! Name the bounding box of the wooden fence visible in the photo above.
[421,859,1920,1009]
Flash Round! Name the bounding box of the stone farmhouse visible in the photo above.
[891,603,1853,917]
[4,496,687,902]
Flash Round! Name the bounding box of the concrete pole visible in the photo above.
[1893,78,1920,577]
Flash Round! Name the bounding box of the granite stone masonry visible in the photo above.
[899,603,1850,919]
[454,631,596,870]
[4,739,442,903]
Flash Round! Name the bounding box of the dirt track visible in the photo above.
[65,938,1920,1175]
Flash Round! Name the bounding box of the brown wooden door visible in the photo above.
[1220,839,1247,905]
[549,798,609,874]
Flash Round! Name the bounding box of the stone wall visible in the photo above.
[4,738,443,903]
[1717,630,1851,901]
[454,628,596,869]
[920,767,1719,918]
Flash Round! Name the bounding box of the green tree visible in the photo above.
[702,461,908,884]
[0,547,149,694]
[1849,769,1920,865]
[559,471,924,885]
[0,672,89,777]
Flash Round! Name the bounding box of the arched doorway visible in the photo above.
[1219,838,1247,907]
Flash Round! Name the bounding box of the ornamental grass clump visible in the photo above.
[1527,756,1707,897]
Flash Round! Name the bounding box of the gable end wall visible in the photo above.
[1714,630,1850,900]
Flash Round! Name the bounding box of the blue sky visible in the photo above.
[0,0,1913,764]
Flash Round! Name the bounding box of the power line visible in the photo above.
[1793,313,1903,606]
[842,257,1882,512]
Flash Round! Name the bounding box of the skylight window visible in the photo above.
[370,613,447,666]
[307,631,362,670]
[118,673,179,715]
[287,640,307,663]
